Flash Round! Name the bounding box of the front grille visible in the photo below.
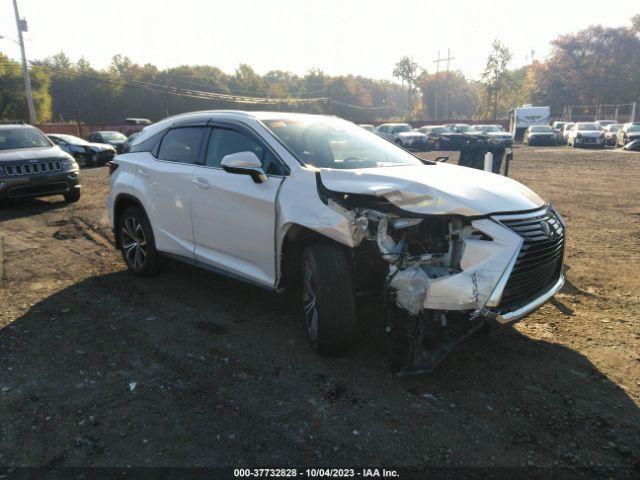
[4,160,62,176]
[496,208,565,309]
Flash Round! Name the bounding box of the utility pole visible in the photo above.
[433,51,442,120]
[444,49,455,120]
[433,50,454,121]
[12,0,36,125]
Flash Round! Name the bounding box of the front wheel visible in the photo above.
[300,243,357,355]
[118,206,163,276]
[63,188,81,203]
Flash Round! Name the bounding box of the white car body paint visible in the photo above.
[108,110,563,327]
[317,163,545,216]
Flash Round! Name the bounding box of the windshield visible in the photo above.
[100,132,127,141]
[432,127,453,134]
[628,125,640,132]
[577,123,600,131]
[55,134,89,145]
[607,125,620,132]
[0,128,52,150]
[394,124,413,133]
[530,126,552,132]
[454,125,474,132]
[481,126,502,132]
[262,117,423,170]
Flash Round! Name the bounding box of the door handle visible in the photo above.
[192,177,210,189]
[139,169,150,178]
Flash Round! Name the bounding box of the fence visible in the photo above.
[36,123,144,139]
[561,103,637,123]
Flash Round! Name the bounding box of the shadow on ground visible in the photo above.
[1,262,638,470]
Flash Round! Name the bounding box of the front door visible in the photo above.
[191,126,285,288]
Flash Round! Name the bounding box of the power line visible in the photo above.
[2,60,328,104]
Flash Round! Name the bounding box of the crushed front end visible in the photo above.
[317,174,566,374]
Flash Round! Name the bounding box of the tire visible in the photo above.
[117,206,163,276]
[74,154,87,168]
[63,188,81,203]
[300,243,357,355]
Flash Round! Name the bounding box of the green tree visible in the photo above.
[480,40,512,119]
[0,52,51,122]
[393,56,420,120]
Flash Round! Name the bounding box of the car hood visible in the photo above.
[486,131,512,137]
[0,146,70,163]
[397,132,427,138]
[318,163,545,216]
[87,142,116,151]
[576,130,603,137]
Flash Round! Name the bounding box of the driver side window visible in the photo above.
[206,128,285,175]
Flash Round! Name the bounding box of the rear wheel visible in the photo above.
[300,243,357,355]
[118,206,163,276]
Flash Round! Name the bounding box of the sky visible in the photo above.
[0,0,638,81]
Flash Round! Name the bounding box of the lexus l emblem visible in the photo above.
[541,221,553,238]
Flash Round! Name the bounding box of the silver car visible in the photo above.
[376,123,428,151]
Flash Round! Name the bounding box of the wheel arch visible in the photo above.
[277,223,353,292]
[113,193,148,248]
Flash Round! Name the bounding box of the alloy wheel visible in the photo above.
[121,216,147,270]
[302,261,319,342]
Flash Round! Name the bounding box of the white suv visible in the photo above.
[107,111,565,373]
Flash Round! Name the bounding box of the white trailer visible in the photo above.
[508,105,551,140]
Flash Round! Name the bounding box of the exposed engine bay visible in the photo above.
[316,173,526,374]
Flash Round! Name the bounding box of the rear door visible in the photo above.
[191,124,286,288]
[134,126,207,259]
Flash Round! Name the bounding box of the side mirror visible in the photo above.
[221,151,267,184]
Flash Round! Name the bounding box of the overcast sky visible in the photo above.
[1,0,638,81]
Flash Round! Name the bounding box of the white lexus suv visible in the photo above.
[107,111,565,373]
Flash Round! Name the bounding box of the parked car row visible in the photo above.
[359,123,513,151]
[525,121,640,149]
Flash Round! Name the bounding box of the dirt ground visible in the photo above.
[1,146,639,473]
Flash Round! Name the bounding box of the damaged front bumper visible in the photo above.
[481,274,564,326]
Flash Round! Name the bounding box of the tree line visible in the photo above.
[1,15,638,125]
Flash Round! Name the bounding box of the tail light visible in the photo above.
[106,161,119,176]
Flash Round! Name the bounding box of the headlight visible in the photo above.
[62,157,78,169]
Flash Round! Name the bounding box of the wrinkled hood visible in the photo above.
[0,146,70,163]
[319,163,545,216]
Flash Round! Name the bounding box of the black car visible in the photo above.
[0,124,81,203]
[121,132,142,154]
[416,125,468,151]
[88,131,128,153]
[623,139,640,151]
[47,134,116,167]
[523,125,557,146]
